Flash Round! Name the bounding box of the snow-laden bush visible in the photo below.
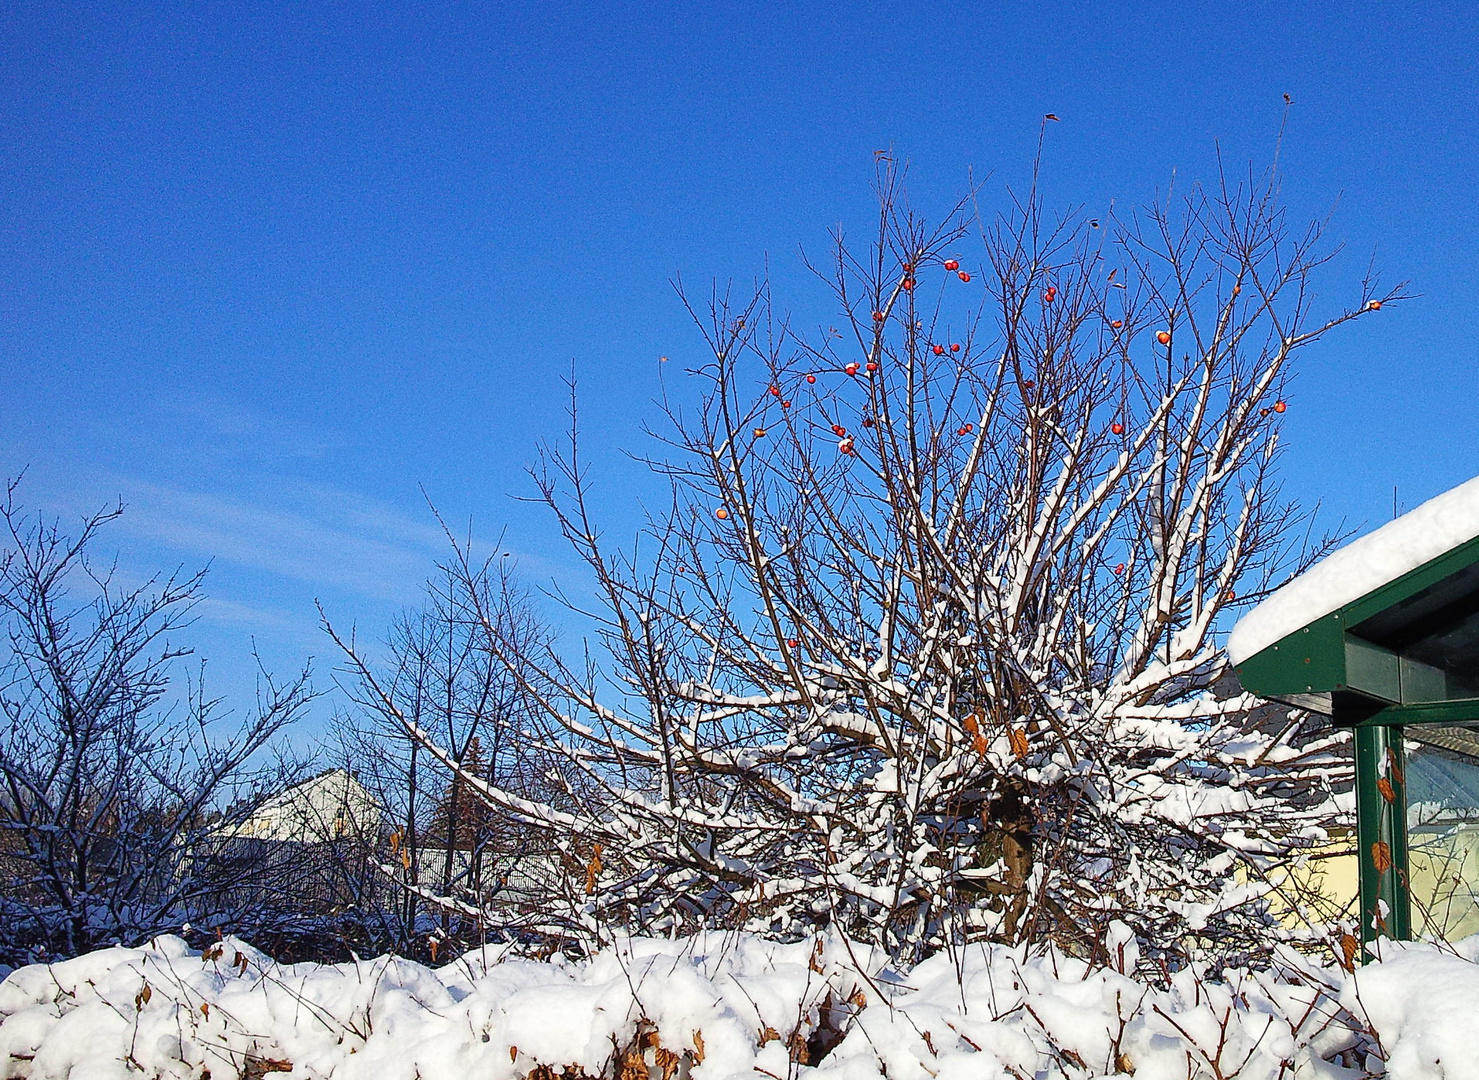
[331,158,1400,964]
[5,932,1476,1080]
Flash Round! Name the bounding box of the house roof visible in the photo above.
[215,768,381,842]
[1229,474,1479,666]
[249,768,372,815]
[1230,474,1479,725]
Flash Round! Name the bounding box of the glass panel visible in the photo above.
[1403,603,1479,699]
[1400,654,1452,703]
[1350,564,1479,701]
[1406,727,1479,940]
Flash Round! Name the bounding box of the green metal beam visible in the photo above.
[1355,724,1410,950]
[1235,613,1347,699]
[1345,698,1479,728]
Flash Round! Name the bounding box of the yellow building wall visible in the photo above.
[1252,826,1479,942]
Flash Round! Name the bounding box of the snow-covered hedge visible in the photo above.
[2,932,1475,1079]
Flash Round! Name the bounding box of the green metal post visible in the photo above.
[1355,723,1410,952]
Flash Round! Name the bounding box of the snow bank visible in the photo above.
[1347,936,1479,1078]
[5,930,1473,1079]
[1229,474,1479,665]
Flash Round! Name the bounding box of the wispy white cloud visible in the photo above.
[102,478,442,604]
[4,395,578,650]
[153,395,352,466]
[192,594,328,652]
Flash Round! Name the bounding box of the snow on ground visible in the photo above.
[3,931,1477,1079]
[1228,474,1479,665]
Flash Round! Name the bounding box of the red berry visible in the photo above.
[1274,400,1287,413]
[901,278,916,292]
[786,638,798,649]
[944,259,960,271]
[1111,422,1124,435]
[1224,590,1237,602]
[846,362,860,375]
[950,343,960,353]
[1042,290,1055,303]
[1024,379,1035,390]
[962,422,974,433]
[902,262,914,273]
[872,311,885,322]
[1156,330,1171,345]
[1369,300,1382,310]
[832,424,846,436]
[769,385,781,396]
[1232,284,1241,296]
[839,438,855,455]
[957,426,968,436]
[1114,562,1125,574]
[806,375,816,384]
[866,361,878,372]
[862,417,875,427]
[715,507,729,520]
[957,271,971,282]
[932,344,945,355]
[781,399,791,408]
[1110,320,1123,329]
[1260,407,1270,417]
[753,427,767,438]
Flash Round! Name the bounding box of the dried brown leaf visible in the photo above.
[787,1027,810,1065]
[1372,841,1393,873]
[244,1058,292,1079]
[1339,934,1361,972]
[654,1047,681,1080]
[585,844,604,895]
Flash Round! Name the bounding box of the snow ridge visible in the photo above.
[8,933,1474,1079]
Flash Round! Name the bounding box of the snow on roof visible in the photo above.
[251,768,369,813]
[1227,474,1479,666]
[216,768,380,842]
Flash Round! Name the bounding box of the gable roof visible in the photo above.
[218,768,381,843]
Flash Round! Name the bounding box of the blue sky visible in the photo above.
[3,2,1477,734]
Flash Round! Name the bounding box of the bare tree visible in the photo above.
[334,147,1403,965]
[0,482,313,965]
[329,545,572,958]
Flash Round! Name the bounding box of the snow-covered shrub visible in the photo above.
[331,158,1399,965]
